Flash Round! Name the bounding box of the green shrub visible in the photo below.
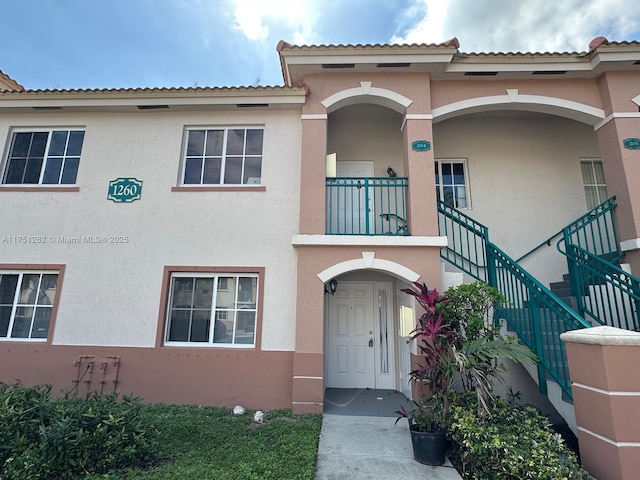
[447,394,592,480]
[0,382,158,480]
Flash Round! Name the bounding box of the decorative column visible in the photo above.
[595,71,640,274]
[402,117,438,236]
[561,326,640,480]
[291,115,328,414]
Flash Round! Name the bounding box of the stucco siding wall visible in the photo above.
[0,109,301,350]
[434,112,601,284]
[327,104,404,176]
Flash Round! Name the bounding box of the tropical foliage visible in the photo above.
[398,281,536,426]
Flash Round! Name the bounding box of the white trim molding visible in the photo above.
[321,81,413,114]
[404,113,433,120]
[621,237,640,252]
[301,113,328,120]
[432,90,605,126]
[292,234,448,247]
[578,426,640,448]
[316,251,420,283]
[401,113,434,132]
[572,382,640,396]
[594,112,640,131]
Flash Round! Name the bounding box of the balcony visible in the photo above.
[325,177,409,236]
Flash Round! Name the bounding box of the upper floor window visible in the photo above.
[165,273,258,347]
[435,159,470,209]
[581,158,607,209]
[0,271,59,341]
[181,128,263,185]
[2,129,85,185]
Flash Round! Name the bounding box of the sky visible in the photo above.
[1,0,639,90]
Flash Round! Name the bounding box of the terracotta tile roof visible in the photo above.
[0,69,25,92]
[0,84,301,96]
[458,39,640,57]
[278,36,640,58]
[277,40,459,51]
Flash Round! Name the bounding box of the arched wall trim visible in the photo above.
[432,90,605,126]
[321,82,413,114]
[317,252,420,283]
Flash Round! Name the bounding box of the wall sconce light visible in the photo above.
[324,279,338,295]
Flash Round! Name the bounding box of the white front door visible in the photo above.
[326,282,376,388]
[326,281,396,390]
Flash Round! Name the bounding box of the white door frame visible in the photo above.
[324,280,397,390]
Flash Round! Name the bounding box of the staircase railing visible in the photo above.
[437,201,590,398]
[557,196,640,330]
[564,244,640,330]
[560,196,621,263]
[437,202,489,282]
[487,244,590,395]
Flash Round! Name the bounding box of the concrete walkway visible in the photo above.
[314,414,463,480]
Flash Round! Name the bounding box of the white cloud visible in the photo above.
[231,0,317,42]
[393,0,640,52]
[391,0,448,45]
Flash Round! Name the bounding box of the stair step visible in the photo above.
[549,280,571,291]
[550,287,573,297]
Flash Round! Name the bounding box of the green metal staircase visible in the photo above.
[437,197,640,400]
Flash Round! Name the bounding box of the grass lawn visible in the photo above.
[88,405,323,480]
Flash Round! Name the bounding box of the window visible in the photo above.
[2,129,85,185]
[581,158,607,209]
[435,160,470,209]
[181,128,263,185]
[165,273,258,346]
[0,271,59,341]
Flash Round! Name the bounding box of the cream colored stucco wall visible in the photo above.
[434,112,601,285]
[0,109,301,350]
[327,104,404,176]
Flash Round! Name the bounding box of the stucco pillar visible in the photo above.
[561,326,640,480]
[299,117,327,234]
[291,252,325,414]
[595,72,640,274]
[403,118,438,236]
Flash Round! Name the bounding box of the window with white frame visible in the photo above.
[581,158,608,209]
[181,128,263,185]
[2,129,85,185]
[0,271,59,340]
[165,273,258,346]
[435,160,470,209]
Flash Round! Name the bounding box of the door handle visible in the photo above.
[368,338,374,348]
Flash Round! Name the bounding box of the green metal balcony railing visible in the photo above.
[437,200,590,398]
[325,177,409,236]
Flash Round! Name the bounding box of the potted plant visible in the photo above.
[395,283,453,465]
[396,281,536,465]
[395,394,448,465]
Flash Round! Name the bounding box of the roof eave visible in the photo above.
[0,86,307,112]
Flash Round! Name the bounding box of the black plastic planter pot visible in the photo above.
[409,425,446,465]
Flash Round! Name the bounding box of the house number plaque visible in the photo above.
[412,140,431,151]
[108,177,143,203]
[623,138,640,150]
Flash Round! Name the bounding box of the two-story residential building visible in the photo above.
[1,37,640,425]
